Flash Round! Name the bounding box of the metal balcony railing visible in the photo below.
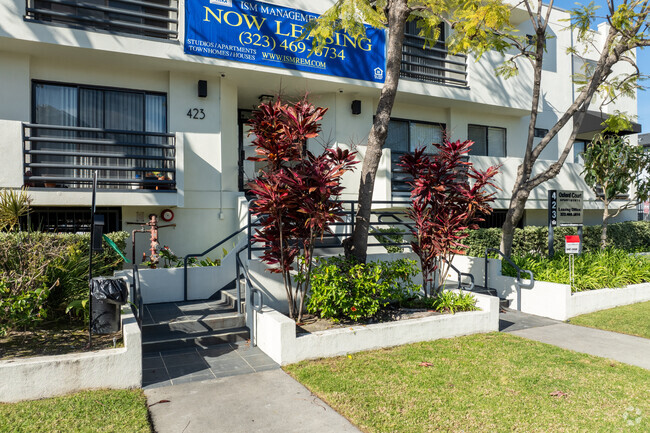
[400,32,468,87]
[23,123,176,190]
[24,0,179,40]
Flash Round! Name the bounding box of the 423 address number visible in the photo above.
[187,108,205,120]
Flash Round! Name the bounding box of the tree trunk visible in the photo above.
[500,189,530,257]
[601,204,610,250]
[344,1,410,263]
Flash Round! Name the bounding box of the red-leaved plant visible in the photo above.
[248,98,357,321]
[399,138,499,297]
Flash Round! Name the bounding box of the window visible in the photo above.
[385,118,445,197]
[534,128,548,138]
[400,22,468,87]
[22,207,122,233]
[573,140,587,164]
[467,125,506,157]
[28,81,171,189]
[572,56,597,80]
[385,119,444,155]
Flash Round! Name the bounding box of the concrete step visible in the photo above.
[466,285,511,309]
[142,326,250,353]
[142,311,245,340]
[142,290,248,354]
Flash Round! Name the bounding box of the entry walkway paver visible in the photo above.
[500,308,650,370]
[145,368,362,433]
[143,342,279,389]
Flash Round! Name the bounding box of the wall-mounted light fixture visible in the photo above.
[351,100,361,115]
[258,94,274,104]
[198,80,207,98]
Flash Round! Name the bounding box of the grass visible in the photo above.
[0,321,122,360]
[285,333,650,433]
[0,389,151,433]
[570,301,650,339]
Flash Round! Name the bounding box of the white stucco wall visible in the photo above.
[0,0,640,260]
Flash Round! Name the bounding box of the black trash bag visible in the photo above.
[90,277,128,305]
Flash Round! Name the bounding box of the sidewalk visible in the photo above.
[501,308,650,370]
[146,368,362,433]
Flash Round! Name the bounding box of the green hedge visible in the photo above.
[463,221,650,257]
[0,231,128,330]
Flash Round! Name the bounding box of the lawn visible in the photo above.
[0,389,151,433]
[285,333,650,433]
[570,301,650,339]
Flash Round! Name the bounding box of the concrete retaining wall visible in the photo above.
[452,255,650,321]
[254,291,499,366]
[570,283,650,317]
[0,308,142,403]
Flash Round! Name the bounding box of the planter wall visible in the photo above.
[114,236,247,304]
[451,255,650,321]
[0,308,142,403]
[254,291,499,366]
[570,283,650,317]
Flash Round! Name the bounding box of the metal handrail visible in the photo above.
[247,200,413,254]
[183,225,250,301]
[235,245,264,313]
[440,257,475,291]
[23,123,176,190]
[23,123,175,137]
[485,248,534,290]
[131,264,143,329]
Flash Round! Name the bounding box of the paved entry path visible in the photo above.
[500,308,650,370]
[146,368,361,433]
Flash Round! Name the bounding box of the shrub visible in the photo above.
[370,226,405,253]
[399,140,498,297]
[0,187,31,232]
[463,221,650,257]
[400,289,478,313]
[503,249,650,292]
[0,280,50,336]
[0,231,128,328]
[306,256,419,321]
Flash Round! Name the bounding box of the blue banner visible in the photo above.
[185,0,386,83]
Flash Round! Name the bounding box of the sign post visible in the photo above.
[565,235,581,290]
[548,190,584,257]
[548,190,557,256]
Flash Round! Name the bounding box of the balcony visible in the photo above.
[400,24,468,87]
[24,0,179,40]
[23,123,176,190]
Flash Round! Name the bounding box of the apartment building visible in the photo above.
[0,0,640,261]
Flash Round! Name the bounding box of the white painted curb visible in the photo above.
[0,308,142,403]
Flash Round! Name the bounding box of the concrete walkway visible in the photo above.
[146,368,362,433]
[501,308,650,370]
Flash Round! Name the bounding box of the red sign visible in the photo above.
[565,235,581,254]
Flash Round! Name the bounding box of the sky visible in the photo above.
[552,0,649,133]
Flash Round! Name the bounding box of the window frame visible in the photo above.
[467,124,507,157]
[31,80,168,132]
[384,117,446,154]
